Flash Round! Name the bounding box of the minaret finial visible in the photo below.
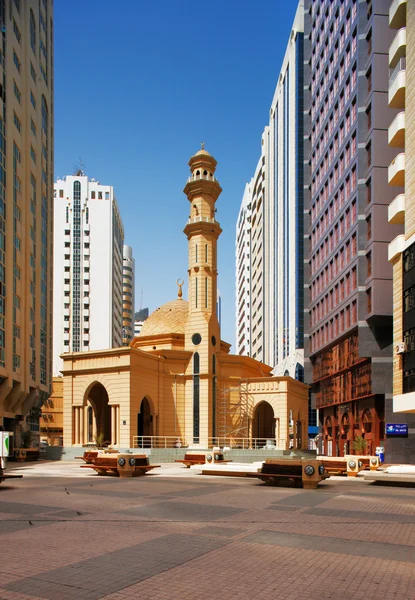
[176,278,184,299]
[201,141,205,150]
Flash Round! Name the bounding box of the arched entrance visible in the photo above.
[341,412,352,456]
[137,397,153,446]
[252,401,275,440]
[362,408,373,455]
[87,383,111,445]
[324,416,333,456]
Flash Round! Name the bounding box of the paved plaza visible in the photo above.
[1,462,415,600]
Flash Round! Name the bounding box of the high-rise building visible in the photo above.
[53,174,124,375]
[387,0,415,460]
[304,0,402,458]
[235,156,264,360]
[0,1,54,443]
[122,244,135,346]
[236,2,305,379]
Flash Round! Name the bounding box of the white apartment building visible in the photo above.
[236,150,267,362]
[236,2,304,379]
[122,244,135,345]
[53,173,124,375]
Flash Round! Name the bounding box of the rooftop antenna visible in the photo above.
[140,288,143,311]
[73,157,86,176]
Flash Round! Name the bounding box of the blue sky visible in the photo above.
[54,0,298,347]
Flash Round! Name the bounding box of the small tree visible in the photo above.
[94,432,104,448]
[352,435,367,455]
[21,430,32,449]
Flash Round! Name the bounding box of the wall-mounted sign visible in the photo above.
[385,423,408,437]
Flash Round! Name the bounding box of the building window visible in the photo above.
[367,288,372,313]
[30,10,36,53]
[193,352,200,444]
[30,62,36,83]
[366,214,371,240]
[13,81,21,103]
[13,112,21,132]
[13,51,20,72]
[13,19,21,43]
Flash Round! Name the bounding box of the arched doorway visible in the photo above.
[362,409,373,455]
[324,416,333,456]
[341,412,351,456]
[252,401,275,440]
[87,383,111,445]
[137,397,153,446]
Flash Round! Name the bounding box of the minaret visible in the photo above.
[183,146,222,446]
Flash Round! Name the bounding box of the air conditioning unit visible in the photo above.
[396,342,407,354]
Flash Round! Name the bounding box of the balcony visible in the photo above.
[389,58,406,108]
[389,28,406,68]
[388,111,405,147]
[388,152,405,186]
[388,234,405,262]
[389,0,406,29]
[393,391,415,413]
[83,308,89,317]
[64,259,71,268]
[63,283,70,293]
[388,193,405,225]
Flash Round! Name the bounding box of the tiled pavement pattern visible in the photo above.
[0,464,415,599]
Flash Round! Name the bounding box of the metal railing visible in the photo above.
[208,437,287,450]
[133,436,188,449]
[132,436,287,450]
[390,57,406,87]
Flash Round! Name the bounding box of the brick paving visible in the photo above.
[0,462,415,599]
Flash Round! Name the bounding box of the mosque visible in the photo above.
[61,148,308,450]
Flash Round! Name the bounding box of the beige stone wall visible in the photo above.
[392,256,403,396]
[61,343,308,450]
[41,377,64,445]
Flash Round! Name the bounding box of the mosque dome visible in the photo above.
[138,299,189,337]
[194,148,212,157]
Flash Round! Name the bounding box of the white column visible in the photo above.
[111,406,115,446]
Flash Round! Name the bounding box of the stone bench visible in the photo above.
[81,454,159,478]
[14,449,40,462]
[247,458,328,490]
[175,451,231,468]
[75,449,119,464]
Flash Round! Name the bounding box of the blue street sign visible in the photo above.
[385,423,408,436]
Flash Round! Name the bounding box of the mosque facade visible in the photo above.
[61,149,308,449]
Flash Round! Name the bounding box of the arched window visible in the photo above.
[295,363,304,382]
[30,10,36,54]
[193,353,200,443]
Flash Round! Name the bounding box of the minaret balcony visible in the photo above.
[187,216,216,225]
[183,177,222,201]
